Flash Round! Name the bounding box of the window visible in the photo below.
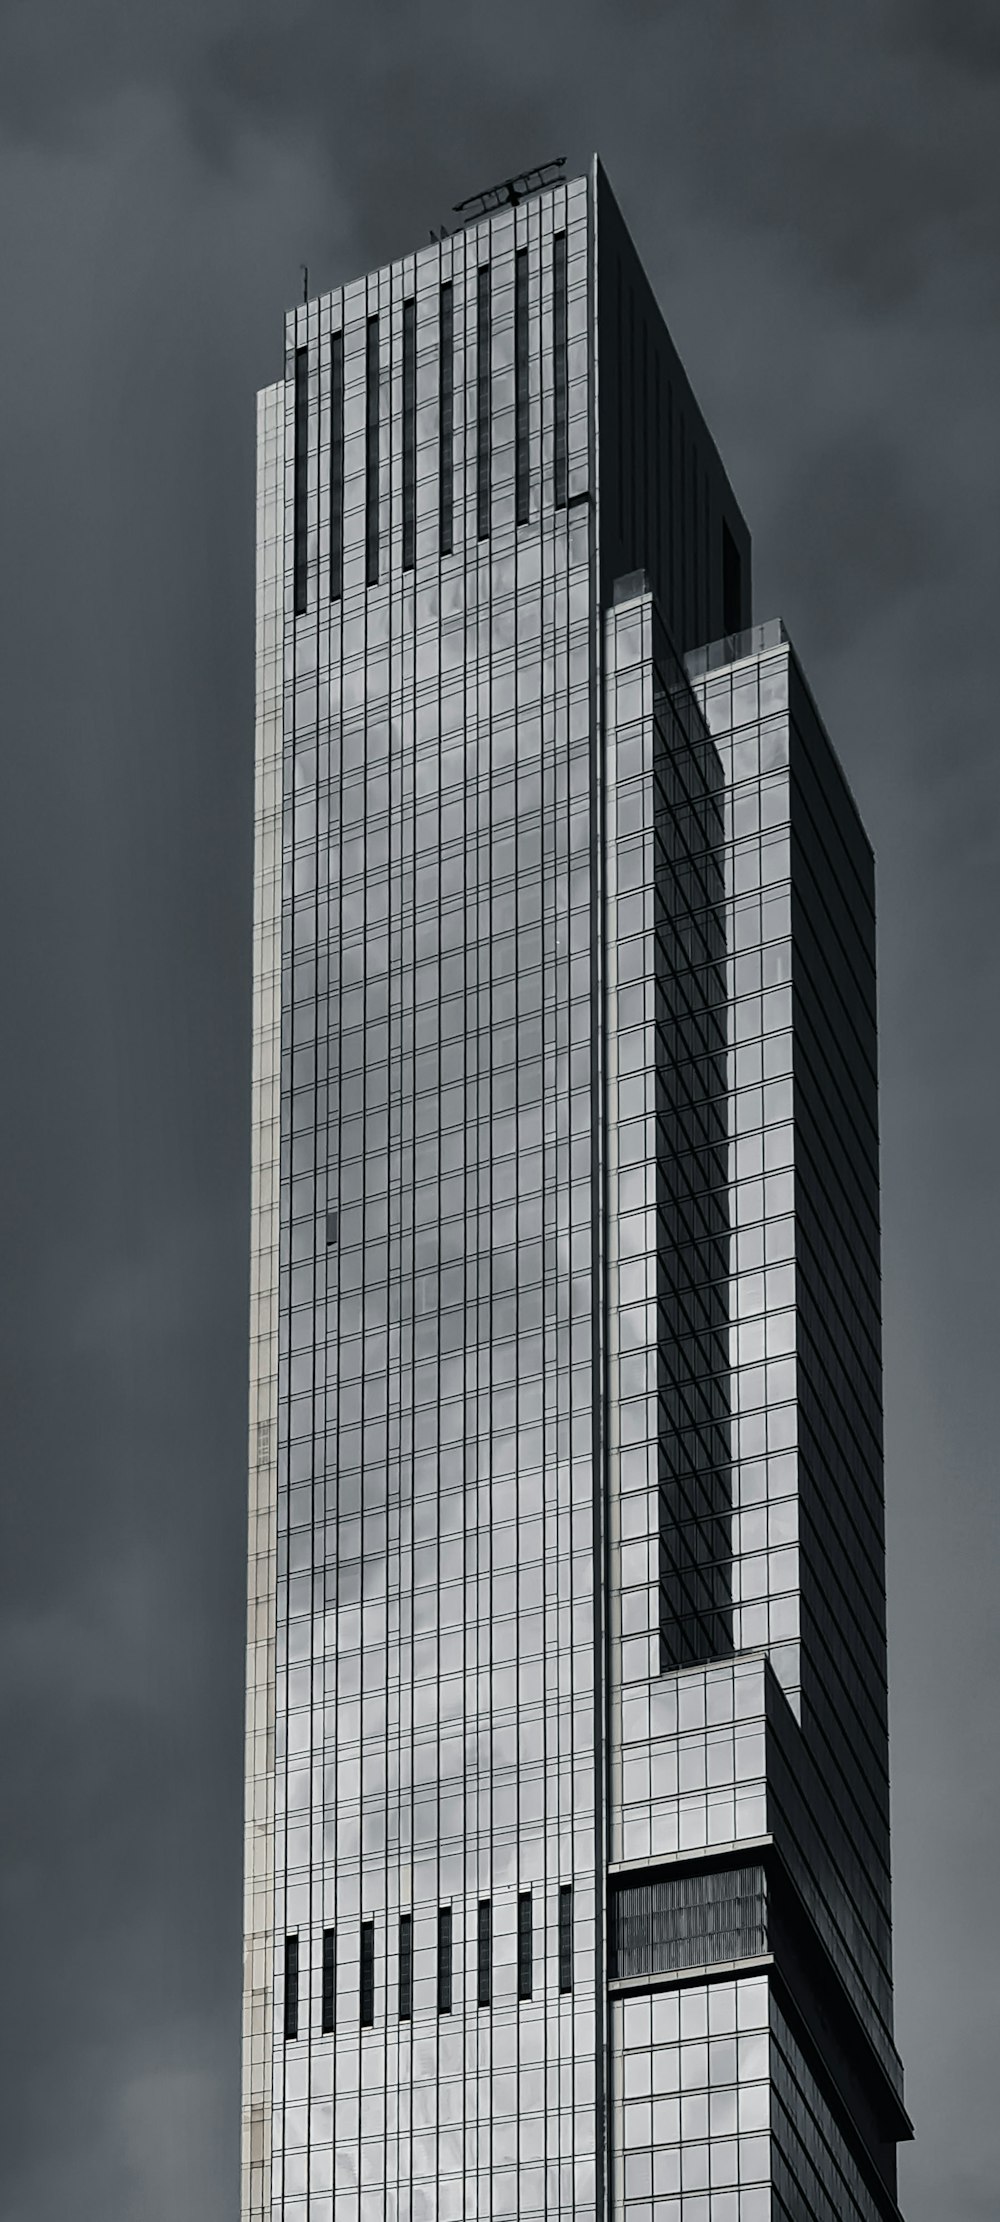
[476,264,491,539]
[360,1920,375,2027]
[326,1209,339,1246]
[439,282,454,555]
[558,1885,574,1993]
[553,232,568,510]
[477,1898,492,2007]
[517,1891,533,2001]
[402,297,416,571]
[293,347,309,614]
[321,1927,336,2033]
[515,247,530,525]
[398,1914,413,2020]
[329,330,344,601]
[437,1905,453,2014]
[365,316,380,586]
[284,1932,299,2040]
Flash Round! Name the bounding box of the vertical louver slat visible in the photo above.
[515,246,530,525]
[365,315,380,586]
[476,264,491,540]
[293,347,309,612]
[439,281,454,555]
[402,297,416,571]
[329,331,344,600]
[553,232,568,510]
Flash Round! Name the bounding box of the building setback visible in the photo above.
[243,155,910,2222]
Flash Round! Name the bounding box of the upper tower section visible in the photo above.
[275,158,751,653]
[280,166,591,614]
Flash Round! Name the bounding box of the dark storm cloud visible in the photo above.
[0,4,996,2219]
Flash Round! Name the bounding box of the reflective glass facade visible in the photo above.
[244,159,909,2222]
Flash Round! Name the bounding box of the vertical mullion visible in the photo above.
[553,231,568,510]
[476,263,491,540]
[439,281,454,555]
[365,314,380,586]
[329,330,344,601]
[402,297,416,571]
[515,247,530,526]
[293,346,309,613]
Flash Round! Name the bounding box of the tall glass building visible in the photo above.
[243,156,911,2222]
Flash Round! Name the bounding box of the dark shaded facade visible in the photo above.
[243,156,909,2222]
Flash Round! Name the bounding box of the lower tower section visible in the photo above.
[603,593,909,2221]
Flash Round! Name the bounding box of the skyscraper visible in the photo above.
[243,155,910,2222]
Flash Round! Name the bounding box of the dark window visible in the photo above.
[722,518,743,637]
[293,347,309,614]
[365,316,380,587]
[437,1905,453,2015]
[325,1209,339,1247]
[517,1891,533,2001]
[398,1914,413,2020]
[515,247,530,526]
[329,330,344,601]
[360,1920,375,2027]
[439,282,454,555]
[476,264,491,540]
[553,232,568,510]
[558,1885,573,1994]
[284,1932,299,2040]
[477,1899,492,2007]
[321,1927,336,2033]
[402,297,416,571]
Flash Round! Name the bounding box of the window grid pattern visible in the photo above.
[615,1975,889,2222]
[240,378,283,2222]
[268,175,598,2222]
[691,644,896,2081]
[613,1978,772,2222]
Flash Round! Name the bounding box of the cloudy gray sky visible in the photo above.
[0,2,997,2216]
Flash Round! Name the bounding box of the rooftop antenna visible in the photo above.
[452,157,567,225]
[301,263,309,303]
